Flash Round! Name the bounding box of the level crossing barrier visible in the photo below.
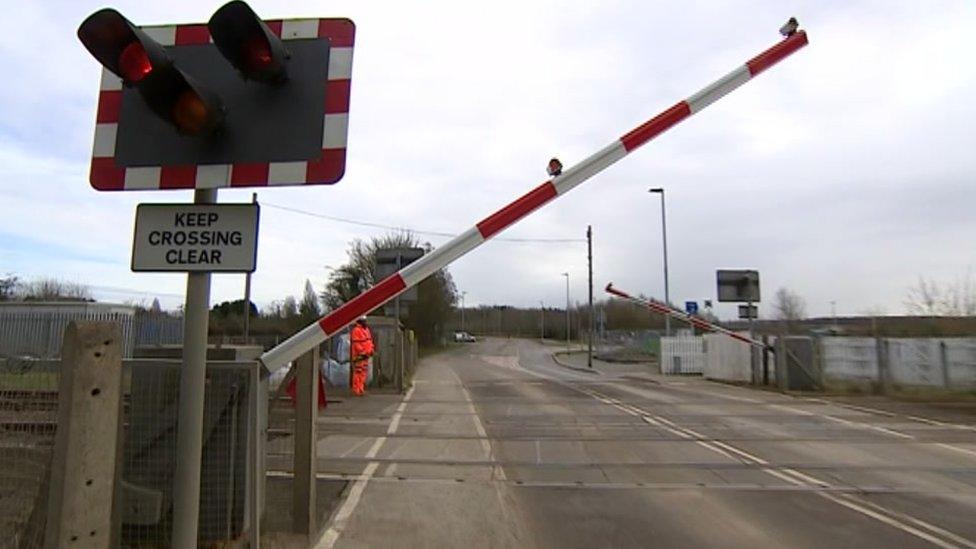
[260,30,810,372]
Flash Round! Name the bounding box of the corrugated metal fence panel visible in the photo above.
[660,335,705,375]
[820,337,877,382]
[703,333,752,382]
[944,339,976,389]
[132,314,184,347]
[0,310,136,358]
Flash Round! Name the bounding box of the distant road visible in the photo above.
[312,337,976,548]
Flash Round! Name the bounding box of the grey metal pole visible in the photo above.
[539,300,545,341]
[243,192,257,343]
[747,298,757,384]
[587,226,594,368]
[562,273,570,351]
[460,291,466,332]
[395,253,403,393]
[660,192,671,337]
[172,187,217,548]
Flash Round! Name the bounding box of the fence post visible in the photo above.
[939,340,951,389]
[762,335,770,385]
[45,321,124,549]
[293,347,319,535]
[875,337,889,394]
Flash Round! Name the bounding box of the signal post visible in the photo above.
[77,2,356,544]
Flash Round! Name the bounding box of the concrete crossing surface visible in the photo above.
[297,338,976,548]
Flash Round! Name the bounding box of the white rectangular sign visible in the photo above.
[132,203,259,272]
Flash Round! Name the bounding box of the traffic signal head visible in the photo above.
[79,9,225,136]
[209,1,290,84]
[78,9,170,85]
[79,3,356,191]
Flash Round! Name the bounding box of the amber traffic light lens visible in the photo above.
[172,90,211,135]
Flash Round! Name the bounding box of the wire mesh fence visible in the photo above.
[0,355,263,548]
[0,357,59,548]
[0,304,183,359]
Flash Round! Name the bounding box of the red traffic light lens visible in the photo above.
[243,37,273,71]
[172,90,211,135]
[118,41,153,83]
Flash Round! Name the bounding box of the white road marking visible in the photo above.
[452,368,509,481]
[807,397,976,432]
[935,443,976,460]
[769,404,915,440]
[315,386,416,549]
[489,342,976,547]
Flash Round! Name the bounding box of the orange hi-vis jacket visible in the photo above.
[351,324,374,363]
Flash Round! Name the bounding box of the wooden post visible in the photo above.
[45,321,124,549]
[293,347,319,535]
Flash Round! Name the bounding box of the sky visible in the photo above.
[1,0,974,321]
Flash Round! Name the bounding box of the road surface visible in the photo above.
[306,338,976,548]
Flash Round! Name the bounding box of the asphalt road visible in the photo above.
[305,338,976,548]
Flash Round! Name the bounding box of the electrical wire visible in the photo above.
[261,202,586,244]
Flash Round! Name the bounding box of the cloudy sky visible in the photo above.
[1,0,974,321]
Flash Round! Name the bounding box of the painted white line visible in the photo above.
[514,347,976,547]
[907,415,976,432]
[771,404,914,440]
[819,413,915,439]
[623,401,972,547]
[807,398,975,432]
[315,386,416,549]
[819,492,969,549]
[935,443,976,460]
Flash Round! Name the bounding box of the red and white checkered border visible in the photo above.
[89,18,355,191]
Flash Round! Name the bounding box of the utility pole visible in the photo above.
[587,225,594,368]
[562,272,570,351]
[649,188,670,337]
[539,300,545,341]
[243,192,257,343]
[460,291,467,332]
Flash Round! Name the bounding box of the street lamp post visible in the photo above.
[561,272,570,351]
[539,300,545,341]
[649,188,670,337]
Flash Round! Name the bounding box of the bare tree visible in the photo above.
[906,273,976,316]
[772,287,806,321]
[19,278,93,302]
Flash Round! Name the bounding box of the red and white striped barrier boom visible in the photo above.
[604,283,767,348]
[261,29,808,372]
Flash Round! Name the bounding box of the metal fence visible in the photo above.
[660,334,705,374]
[0,357,264,548]
[0,304,183,359]
[0,357,58,547]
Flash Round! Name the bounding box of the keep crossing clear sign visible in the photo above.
[132,203,259,272]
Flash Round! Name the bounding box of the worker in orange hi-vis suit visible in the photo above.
[350,316,375,396]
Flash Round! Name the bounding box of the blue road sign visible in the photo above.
[685,301,698,315]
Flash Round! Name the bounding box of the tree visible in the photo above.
[299,279,321,321]
[20,278,93,302]
[321,231,457,345]
[150,298,162,313]
[281,296,299,319]
[906,273,976,316]
[772,287,806,321]
[211,299,258,318]
[0,274,17,301]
